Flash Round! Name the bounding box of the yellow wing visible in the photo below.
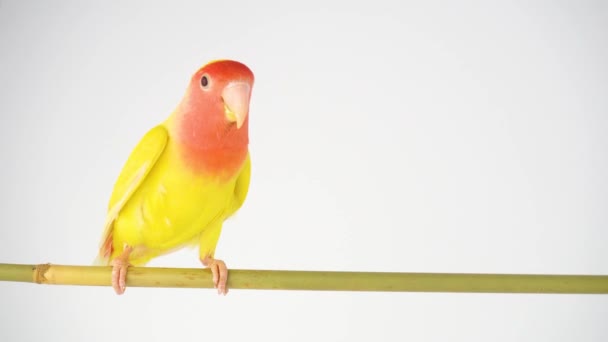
[95,125,168,264]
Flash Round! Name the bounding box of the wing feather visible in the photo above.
[95,125,168,264]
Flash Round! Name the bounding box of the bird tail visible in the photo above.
[93,217,114,266]
[93,241,112,266]
[93,254,110,266]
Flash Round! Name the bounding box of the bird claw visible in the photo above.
[111,246,133,295]
[202,257,228,295]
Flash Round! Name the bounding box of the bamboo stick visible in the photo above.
[1,263,607,294]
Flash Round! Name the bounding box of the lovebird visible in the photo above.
[95,60,254,295]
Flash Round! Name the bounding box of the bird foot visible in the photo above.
[111,246,133,295]
[201,256,228,295]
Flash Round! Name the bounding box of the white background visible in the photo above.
[1,1,607,341]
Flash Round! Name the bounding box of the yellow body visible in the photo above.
[97,117,251,266]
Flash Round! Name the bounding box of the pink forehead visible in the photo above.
[194,60,254,83]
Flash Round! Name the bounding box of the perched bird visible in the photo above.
[95,60,254,295]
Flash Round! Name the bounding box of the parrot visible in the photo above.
[94,60,254,295]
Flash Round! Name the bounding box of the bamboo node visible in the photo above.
[34,263,51,284]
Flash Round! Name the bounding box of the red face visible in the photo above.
[175,60,254,176]
[188,60,255,130]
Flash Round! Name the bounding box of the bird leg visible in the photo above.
[201,256,228,295]
[111,245,133,295]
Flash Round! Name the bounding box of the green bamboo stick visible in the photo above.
[1,263,607,294]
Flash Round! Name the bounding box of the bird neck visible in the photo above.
[168,105,249,178]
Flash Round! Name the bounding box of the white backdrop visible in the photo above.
[1,1,607,341]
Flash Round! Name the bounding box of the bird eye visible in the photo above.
[200,74,210,89]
